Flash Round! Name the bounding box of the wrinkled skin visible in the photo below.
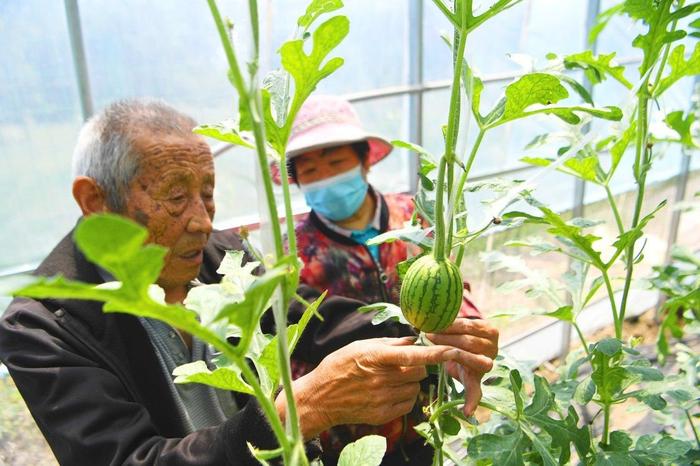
[124,132,215,301]
[426,318,499,416]
[279,319,498,439]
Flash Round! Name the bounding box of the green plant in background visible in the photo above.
[370,0,700,464]
[474,0,700,464]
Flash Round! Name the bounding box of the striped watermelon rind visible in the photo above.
[399,255,463,332]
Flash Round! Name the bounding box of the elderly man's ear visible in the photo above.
[72,176,110,216]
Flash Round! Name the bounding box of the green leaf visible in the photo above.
[610,201,666,258]
[654,42,700,97]
[609,430,634,452]
[608,121,636,180]
[74,214,167,293]
[544,305,574,322]
[281,15,349,129]
[392,139,438,176]
[438,413,461,436]
[622,0,696,75]
[357,302,410,326]
[521,154,605,184]
[366,224,432,249]
[630,435,693,464]
[523,377,592,464]
[594,451,637,466]
[558,73,595,105]
[172,361,254,394]
[503,73,569,119]
[337,435,387,466]
[297,0,344,29]
[595,338,622,356]
[14,215,231,355]
[574,376,596,404]
[564,51,633,89]
[239,88,286,156]
[467,430,527,466]
[589,4,625,45]
[510,370,525,416]
[257,292,326,396]
[484,73,622,129]
[193,121,254,149]
[215,266,287,355]
[663,110,698,148]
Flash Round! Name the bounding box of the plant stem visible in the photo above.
[208,3,305,462]
[573,322,593,361]
[434,157,448,261]
[432,365,447,466]
[617,96,649,336]
[687,409,700,448]
[602,270,621,337]
[442,2,468,257]
[602,403,611,446]
[429,399,465,423]
[605,184,625,237]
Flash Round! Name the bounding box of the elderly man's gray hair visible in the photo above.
[71,98,198,212]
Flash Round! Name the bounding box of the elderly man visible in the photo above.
[0,99,498,465]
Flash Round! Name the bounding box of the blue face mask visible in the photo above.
[299,166,369,221]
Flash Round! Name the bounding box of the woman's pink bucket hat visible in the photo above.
[272,95,393,184]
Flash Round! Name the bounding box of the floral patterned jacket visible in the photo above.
[291,189,480,465]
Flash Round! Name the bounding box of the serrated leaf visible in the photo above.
[281,15,349,131]
[654,41,700,97]
[523,377,592,464]
[564,51,633,89]
[664,110,698,148]
[623,0,699,75]
[337,435,386,466]
[172,361,254,394]
[484,73,622,129]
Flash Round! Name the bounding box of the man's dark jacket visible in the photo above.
[0,227,407,465]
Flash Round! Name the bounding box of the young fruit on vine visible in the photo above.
[399,255,463,332]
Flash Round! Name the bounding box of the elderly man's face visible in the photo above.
[124,132,215,291]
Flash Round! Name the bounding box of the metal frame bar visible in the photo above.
[407,0,424,194]
[64,0,94,120]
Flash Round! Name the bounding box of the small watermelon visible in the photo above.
[399,255,463,332]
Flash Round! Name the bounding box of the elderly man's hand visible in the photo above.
[426,318,499,417]
[277,336,493,439]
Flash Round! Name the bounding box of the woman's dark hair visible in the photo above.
[288,140,370,184]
